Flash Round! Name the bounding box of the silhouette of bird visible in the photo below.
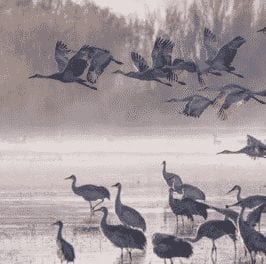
[169,187,209,230]
[112,182,146,232]
[185,220,237,263]
[112,37,186,86]
[230,205,266,264]
[202,28,246,78]
[165,59,208,85]
[65,175,110,213]
[53,221,75,264]
[166,95,215,118]
[217,135,266,158]
[161,161,183,190]
[152,233,193,263]
[95,207,146,261]
[257,27,266,34]
[86,46,123,84]
[29,41,97,90]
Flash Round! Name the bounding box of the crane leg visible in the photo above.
[89,201,94,215]
[120,248,123,261]
[170,258,174,264]
[233,240,237,263]
[127,249,132,262]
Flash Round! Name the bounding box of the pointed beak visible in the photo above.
[111,184,116,187]
[94,208,101,213]
[65,176,71,180]
[29,75,35,79]
[226,187,235,194]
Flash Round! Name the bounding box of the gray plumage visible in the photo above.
[169,187,209,229]
[210,206,239,224]
[185,220,237,263]
[152,233,193,263]
[161,161,183,190]
[29,41,97,90]
[86,46,123,84]
[65,175,110,213]
[166,95,214,118]
[53,221,75,264]
[232,206,266,264]
[112,37,186,86]
[203,30,246,78]
[112,182,146,232]
[175,183,206,201]
[217,135,266,158]
[95,207,146,261]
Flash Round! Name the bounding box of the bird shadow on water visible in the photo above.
[113,250,146,264]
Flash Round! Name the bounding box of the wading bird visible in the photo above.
[161,161,183,190]
[112,182,146,232]
[65,175,110,213]
[152,233,193,264]
[230,205,266,264]
[185,220,237,263]
[95,207,146,262]
[86,46,123,84]
[166,95,215,118]
[29,41,97,90]
[53,221,75,264]
[169,187,209,230]
[202,28,246,78]
[217,135,266,158]
[113,37,186,86]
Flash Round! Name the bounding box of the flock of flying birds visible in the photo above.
[53,148,266,264]
[30,26,266,121]
[27,24,266,263]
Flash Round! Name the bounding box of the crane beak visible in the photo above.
[226,186,236,194]
[65,176,72,180]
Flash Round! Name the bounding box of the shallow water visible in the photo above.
[0,130,266,263]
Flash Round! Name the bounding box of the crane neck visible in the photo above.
[57,224,63,240]
[115,186,122,209]
[71,178,77,193]
[100,210,109,231]
[236,187,242,202]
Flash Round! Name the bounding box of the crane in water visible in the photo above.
[202,28,246,78]
[152,232,193,263]
[185,220,237,263]
[94,207,146,262]
[257,27,266,34]
[65,175,110,214]
[217,135,266,159]
[230,205,266,264]
[29,41,97,90]
[53,221,75,264]
[168,186,209,231]
[112,37,186,86]
[112,182,146,232]
[166,95,215,118]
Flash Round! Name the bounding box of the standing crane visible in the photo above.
[166,95,215,118]
[29,41,97,90]
[112,37,186,86]
[202,28,246,78]
[230,205,266,264]
[95,207,146,262]
[53,221,75,264]
[112,182,146,232]
[217,135,266,159]
[185,220,237,263]
[65,175,110,214]
[152,232,193,264]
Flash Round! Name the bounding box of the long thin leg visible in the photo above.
[233,241,237,263]
[121,248,123,262]
[89,201,94,215]
[164,259,167,264]
[170,258,173,264]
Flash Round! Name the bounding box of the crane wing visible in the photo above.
[246,135,266,147]
[55,41,72,72]
[212,36,246,66]
[151,37,174,68]
[203,28,218,61]
[131,52,149,72]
